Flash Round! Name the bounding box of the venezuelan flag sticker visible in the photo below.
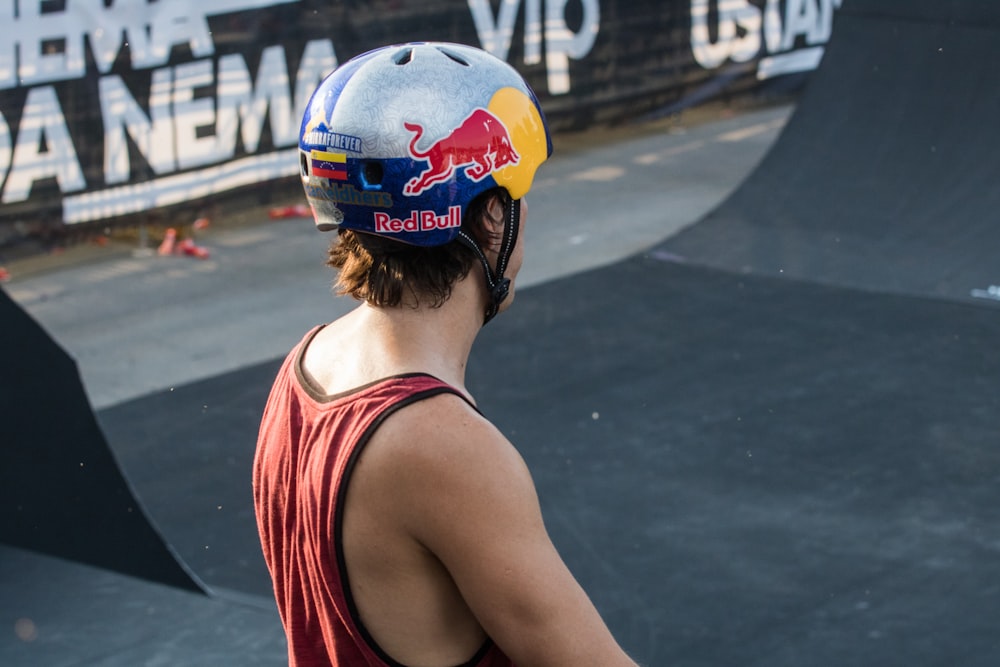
[311,150,347,180]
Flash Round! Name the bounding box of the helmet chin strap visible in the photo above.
[457,196,521,325]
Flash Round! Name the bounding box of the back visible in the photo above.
[253,327,512,667]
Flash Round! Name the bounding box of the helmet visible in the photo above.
[298,42,552,247]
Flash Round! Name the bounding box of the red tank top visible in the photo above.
[253,327,514,667]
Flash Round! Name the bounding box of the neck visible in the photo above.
[350,274,488,393]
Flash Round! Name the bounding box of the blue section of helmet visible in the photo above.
[333,156,498,246]
[302,149,501,245]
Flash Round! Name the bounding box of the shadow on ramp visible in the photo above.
[0,287,204,593]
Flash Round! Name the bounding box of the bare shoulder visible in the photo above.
[366,391,534,504]
[358,390,543,569]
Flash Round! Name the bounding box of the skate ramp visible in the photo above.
[0,288,204,593]
[661,0,1000,306]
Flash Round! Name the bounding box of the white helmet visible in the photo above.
[298,41,552,247]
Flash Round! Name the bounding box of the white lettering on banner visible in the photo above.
[690,0,761,68]
[1,35,337,218]
[779,0,838,50]
[3,87,86,204]
[468,0,599,95]
[690,0,842,79]
[99,39,334,189]
[57,39,336,224]
[0,0,299,90]
[217,45,296,155]
[172,60,220,171]
[0,0,342,220]
[100,70,176,184]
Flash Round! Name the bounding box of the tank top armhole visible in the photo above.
[333,384,494,667]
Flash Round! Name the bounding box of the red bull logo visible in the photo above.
[374,206,462,234]
[403,108,520,196]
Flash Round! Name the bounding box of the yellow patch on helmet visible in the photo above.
[488,87,549,200]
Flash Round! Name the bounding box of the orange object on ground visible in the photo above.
[178,238,210,259]
[268,204,311,219]
[158,228,177,256]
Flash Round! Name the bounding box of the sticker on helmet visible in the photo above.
[402,108,520,197]
[311,150,347,180]
[303,131,363,153]
[306,183,393,208]
[374,206,462,234]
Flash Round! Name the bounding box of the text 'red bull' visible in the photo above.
[374,206,462,234]
[403,108,520,196]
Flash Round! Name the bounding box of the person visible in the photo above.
[253,42,639,667]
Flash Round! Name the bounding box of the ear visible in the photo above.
[482,193,506,252]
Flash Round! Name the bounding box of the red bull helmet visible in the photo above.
[298,42,552,247]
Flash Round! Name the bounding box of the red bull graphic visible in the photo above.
[403,108,520,196]
[374,206,462,234]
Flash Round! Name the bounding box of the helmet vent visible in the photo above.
[437,47,470,66]
[363,161,384,186]
[392,48,414,65]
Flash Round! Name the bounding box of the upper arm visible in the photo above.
[378,395,636,667]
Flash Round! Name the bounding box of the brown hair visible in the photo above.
[326,188,506,308]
